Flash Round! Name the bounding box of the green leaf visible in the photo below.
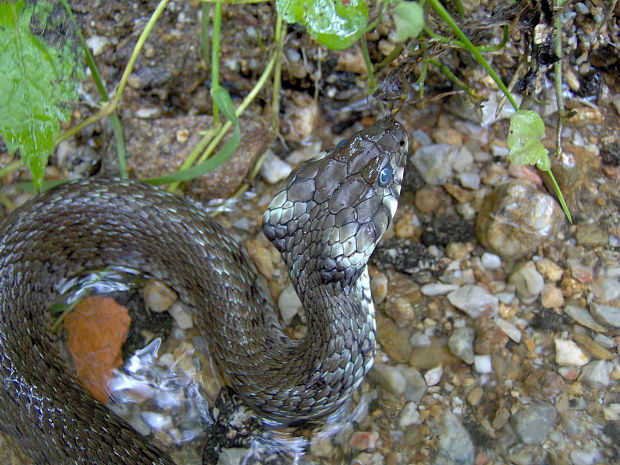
[146,86,241,185]
[277,0,368,50]
[507,110,550,171]
[0,0,83,189]
[392,1,424,42]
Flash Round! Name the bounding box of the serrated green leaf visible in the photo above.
[507,110,551,171]
[0,0,83,189]
[392,1,424,42]
[277,0,368,50]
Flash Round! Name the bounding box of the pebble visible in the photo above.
[473,355,493,374]
[481,253,502,269]
[350,431,380,451]
[575,224,608,247]
[414,185,443,213]
[398,402,422,428]
[377,315,413,363]
[245,239,275,279]
[474,317,509,354]
[511,402,558,445]
[476,180,563,260]
[397,365,427,402]
[508,262,544,304]
[448,327,475,364]
[432,127,463,146]
[86,35,111,56]
[217,448,246,465]
[612,93,620,116]
[143,279,178,312]
[569,449,603,465]
[572,333,614,360]
[411,144,457,184]
[168,302,193,329]
[310,436,334,458]
[370,272,389,303]
[371,363,407,395]
[589,302,620,328]
[456,171,481,190]
[598,277,620,302]
[424,366,443,386]
[260,149,292,184]
[564,304,608,332]
[447,285,499,318]
[453,147,474,172]
[421,283,459,296]
[386,297,416,327]
[140,411,172,431]
[579,360,612,388]
[412,129,433,146]
[554,338,590,366]
[540,284,565,308]
[535,258,564,281]
[433,411,475,465]
[494,318,521,343]
[278,284,301,326]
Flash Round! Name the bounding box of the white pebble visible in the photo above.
[420,283,459,296]
[447,285,499,318]
[474,355,493,374]
[261,150,292,184]
[140,411,172,431]
[495,318,521,343]
[554,338,589,366]
[481,253,502,269]
[278,284,302,326]
[399,402,422,428]
[424,366,443,386]
[168,302,193,329]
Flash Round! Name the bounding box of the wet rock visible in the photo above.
[424,366,443,386]
[168,302,193,329]
[376,314,413,363]
[564,305,608,332]
[589,302,620,328]
[143,279,178,313]
[350,432,379,451]
[260,150,292,184]
[373,239,437,275]
[495,318,521,343]
[476,180,564,260]
[511,402,558,445]
[575,224,608,247]
[448,327,475,364]
[399,402,422,428]
[432,127,463,146]
[371,363,407,395]
[398,366,427,402]
[432,411,475,465]
[540,284,565,308]
[579,360,612,388]
[277,284,301,326]
[104,116,273,200]
[473,355,493,374]
[572,333,615,360]
[370,272,389,304]
[554,338,590,366]
[535,258,564,281]
[481,253,502,269]
[385,296,416,327]
[411,144,457,184]
[414,185,443,213]
[569,449,603,465]
[447,285,499,318]
[474,317,509,354]
[456,171,480,190]
[509,262,544,304]
[421,283,459,296]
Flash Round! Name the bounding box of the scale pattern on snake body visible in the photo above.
[0,118,408,464]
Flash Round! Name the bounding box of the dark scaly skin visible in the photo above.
[0,118,408,464]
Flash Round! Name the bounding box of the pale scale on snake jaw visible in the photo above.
[0,117,408,464]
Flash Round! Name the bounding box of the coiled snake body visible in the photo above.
[0,118,408,464]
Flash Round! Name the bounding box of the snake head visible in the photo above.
[263,117,408,291]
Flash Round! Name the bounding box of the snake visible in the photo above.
[0,117,408,464]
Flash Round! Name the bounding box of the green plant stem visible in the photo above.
[200,2,212,67]
[427,0,519,110]
[58,0,128,177]
[167,47,279,193]
[0,160,22,178]
[360,35,376,94]
[211,1,222,124]
[547,169,572,224]
[58,0,171,143]
[478,25,509,52]
[427,58,481,99]
[271,14,284,130]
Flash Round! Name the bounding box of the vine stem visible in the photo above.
[426,0,519,110]
[57,0,171,143]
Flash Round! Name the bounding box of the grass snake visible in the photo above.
[0,117,408,464]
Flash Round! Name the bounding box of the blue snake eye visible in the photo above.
[378,165,393,187]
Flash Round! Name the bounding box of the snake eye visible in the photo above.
[378,165,393,187]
